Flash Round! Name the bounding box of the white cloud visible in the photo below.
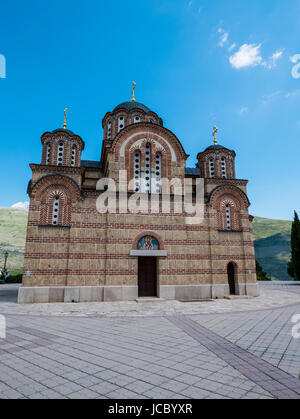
[266,50,284,69]
[229,44,263,69]
[229,44,284,70]
[261,90,282,106]
[239,106,248,115]
[286,89,300,98]
[271,50,283,61]
[219,32,229,47]
[228,43,236,52]
[11,202,29,210]
[290,55,299,64]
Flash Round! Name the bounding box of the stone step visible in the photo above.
[224,295,253,300]
[135,297,165,303]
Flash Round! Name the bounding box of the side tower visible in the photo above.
[21,116,85,301]
[197,128,258,297]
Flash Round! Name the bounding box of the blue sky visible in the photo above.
[0,0,299,220]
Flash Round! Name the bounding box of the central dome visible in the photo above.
[113,101,151,113]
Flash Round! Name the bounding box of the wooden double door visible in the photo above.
[227,263,236,295]
[138,257,157,297]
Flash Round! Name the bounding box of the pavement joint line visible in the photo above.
[166,315,300,400]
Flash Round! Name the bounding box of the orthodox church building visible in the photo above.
[19,86,259,303]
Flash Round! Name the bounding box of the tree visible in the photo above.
[287,211,300,281]
[256,261,271,281]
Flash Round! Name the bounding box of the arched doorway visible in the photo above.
[227,263,236,295]
[135,235,160,297]
[138,257,157,297]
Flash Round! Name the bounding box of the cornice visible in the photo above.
[30,163,83,176]
[205,178,248,186]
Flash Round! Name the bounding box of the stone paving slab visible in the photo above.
[167,316,300,399]
[0,315,276,399]
[1,285,300,317]
[191,302,300,379]
[0,283,299,399]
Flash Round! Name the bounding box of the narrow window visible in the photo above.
[209,159,215,178]
[226,205,231,230]
[71,145,76,167]
[144,143,151,194]
[52,197,60,225]
[140,143,152,193]
[57,142,64,166]
[134,151,141,192]
[107,120,111,139]
[118,116,124,132]
[221,157,227,178]
[46,143,51,165]
[155,153,162,194]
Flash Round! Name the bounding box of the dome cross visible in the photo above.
[131,82,136,102]
[212,126,218,145]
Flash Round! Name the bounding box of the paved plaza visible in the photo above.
[0,282,300,399]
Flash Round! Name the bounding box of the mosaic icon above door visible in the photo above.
[137,236,160,251]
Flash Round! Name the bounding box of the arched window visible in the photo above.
[226,204,231,230]
[71,145,77,167]
[209,159,215,178]
[107,120,111,140]
[134,151,141,192]
[217,199,241,231]
[52,196,60,225]
[221,157,227,178]
[133,143,163,194]
[155,153,162,194]
[118,116,124,132]
[46,143,51,165]
[57,142,64,166]
[134,115,141,123]
[143,143,151,194]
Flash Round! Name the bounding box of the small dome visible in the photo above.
[113,101,152,114]
[205,144,227,151]
[52,128,76,136]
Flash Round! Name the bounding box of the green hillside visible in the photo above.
[253,216,292,281]
[0,207,28,275]
[0,207,294,281]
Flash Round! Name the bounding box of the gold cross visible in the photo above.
[63,108,67,130]
[212,126,218,145]
[131,82,136,102]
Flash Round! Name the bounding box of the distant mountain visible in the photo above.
[0,207,293,281]
[253,216,292,281]
[0,207,28,275]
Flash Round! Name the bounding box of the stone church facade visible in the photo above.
[18,97,259,303]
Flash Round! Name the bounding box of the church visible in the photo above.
[18,85,259,303]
